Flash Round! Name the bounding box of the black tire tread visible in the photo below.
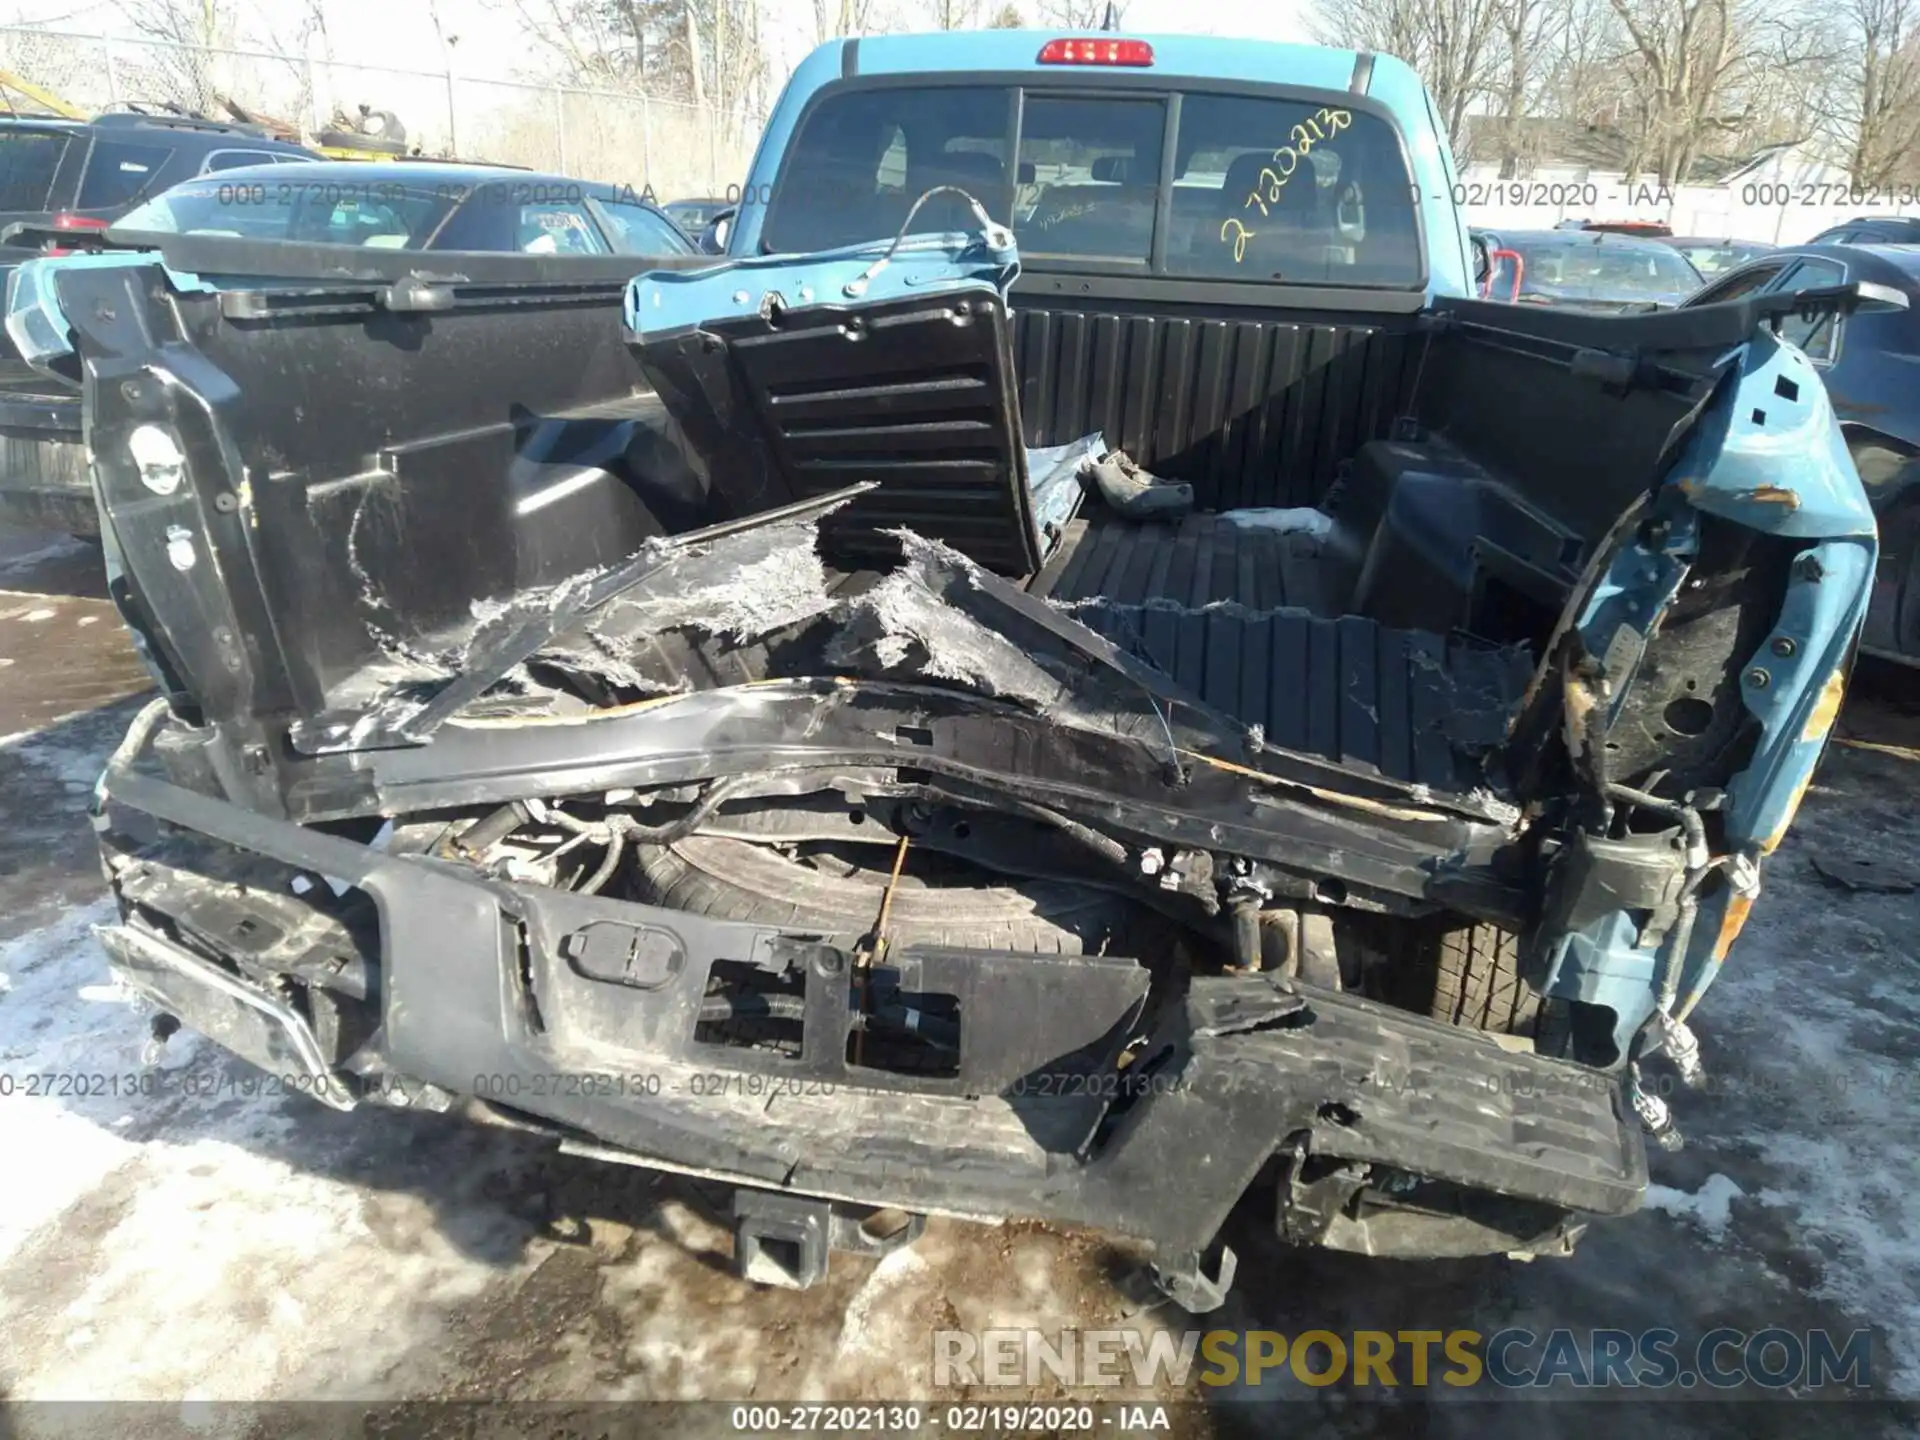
[1430,922,1540,1035]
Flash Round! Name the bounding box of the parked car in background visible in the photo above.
[0,111,317,240]
[105,160,698,254]
[1555,218,1673,237]
[1682,241,1920,662]
[663,196,733,239]
[1807,216,1920,245]
[0,159,696,535]
[694,205,736,253]
[1475,227,1703,309]
[0,112,319,532]
[1660,236,1774,278]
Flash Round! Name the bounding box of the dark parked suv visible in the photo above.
[1806,216,1920,245]
[0,112,316,532]
[0,111,317,236]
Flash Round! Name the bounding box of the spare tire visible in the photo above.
[633,835,1145,955]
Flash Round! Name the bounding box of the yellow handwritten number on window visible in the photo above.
[1229,107,1351,259]
[1220,217,1255,263]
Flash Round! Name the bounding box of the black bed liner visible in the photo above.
[1035,511,1531,794]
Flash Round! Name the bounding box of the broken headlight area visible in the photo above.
[96,821,397,1109]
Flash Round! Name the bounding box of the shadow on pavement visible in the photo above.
[0,528,110,603]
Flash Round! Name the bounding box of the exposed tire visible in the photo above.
[1428,922,1542,1036]
[1869,494,1920,660]
[632,835,1147,954]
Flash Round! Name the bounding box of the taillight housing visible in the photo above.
[1036,38,1154,66]
[46,213,110,257]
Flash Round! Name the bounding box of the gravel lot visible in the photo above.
[0,522,1916,1440]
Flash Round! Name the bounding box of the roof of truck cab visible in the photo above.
[802,30,1420,102]
[839,30,1372,89]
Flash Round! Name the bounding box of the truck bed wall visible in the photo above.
[71,242,1725,748]
[68,253,712,727]
[1011,304,1419,512]
[1410,299,1709,541]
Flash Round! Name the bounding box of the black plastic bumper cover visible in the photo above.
[98,760,1646,1254]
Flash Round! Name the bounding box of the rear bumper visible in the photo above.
[95,746,1647,1260]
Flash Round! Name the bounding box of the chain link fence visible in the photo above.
[0,26,760,200]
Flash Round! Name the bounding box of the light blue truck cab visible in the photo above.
[729,31,1476,300]
[12,29,1889,1297]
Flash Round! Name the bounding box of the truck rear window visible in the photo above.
[0,130,71,213]
[763,84,1424,288]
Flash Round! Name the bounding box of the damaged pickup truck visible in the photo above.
[13,32,1890,1301]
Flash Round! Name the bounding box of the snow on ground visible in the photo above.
[1644,1174,1746,1241]
[0,903,550,1409]
[0,900,138,1263]
[1672,741,1920,1396]
[0,881,1142,1412]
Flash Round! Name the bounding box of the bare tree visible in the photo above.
[1536,0,1631,124]
[511,0,644,85]
[1311,0,1502,136]
[1602,0,1805,183]
[987,2,1025,21]
[509,0,766,116]
[1488,0,1564,173]
[1318,0,1894,184]
[1032,0,1127,25]
[812,0,893,42]
[1836,0,1920,184]
[118,0,238,108]
[120,0,236,51]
